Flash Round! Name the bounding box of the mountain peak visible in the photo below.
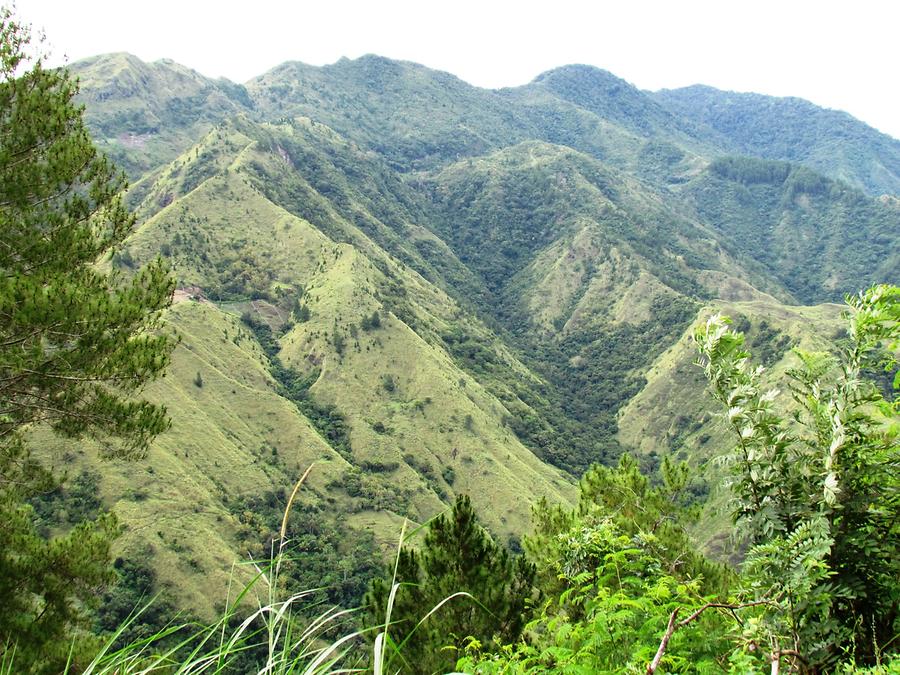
[522,63,706,142]
[532,63,634,91]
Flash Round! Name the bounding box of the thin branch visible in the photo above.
[647,600,773,674]
[647,608,679,675]
[279,464,314,542]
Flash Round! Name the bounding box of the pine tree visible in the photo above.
[367,494,536,674]
[0,10,176,670]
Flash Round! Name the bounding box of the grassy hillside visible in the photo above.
[53,115,583,617]
[33,300,357,618]
[47,50,899,627]
[655,85,900,196]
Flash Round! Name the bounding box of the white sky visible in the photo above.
[18,0,900,140]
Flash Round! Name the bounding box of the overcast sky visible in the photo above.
[18,0,900,140]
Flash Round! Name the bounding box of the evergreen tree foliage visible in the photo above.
[366,494,536,674]
[0,11,175,670]
[0,19,174,450]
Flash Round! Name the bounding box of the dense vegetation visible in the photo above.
[687,156,899,303]
[654,85,900,196]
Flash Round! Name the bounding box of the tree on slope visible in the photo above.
[0,10,175,671]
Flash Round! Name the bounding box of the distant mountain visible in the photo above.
[243,59,723,181]
[511,65,723,151]
[71,52,252,178]
[680,155,899,302]
[654,85,900,196]
[74,53,900,200]
[245,55,535,172]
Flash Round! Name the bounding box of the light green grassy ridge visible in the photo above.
[71,53,251,179]
[34,300,351,617]
[52,116,578,614]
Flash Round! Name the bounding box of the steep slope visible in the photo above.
[34,112,589,617]
[655,85,900,196]
[425,142,797,472]
[680,156,900,302]
[34,299,358,617]
[71,52,251,178]
[120,116,577,538]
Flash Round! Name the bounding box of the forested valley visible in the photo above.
[1,8,898,674]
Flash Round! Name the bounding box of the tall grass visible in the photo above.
[1,462,477,674]
[65,465,367,674]
[73,555,365,674]
[16,467,464,674]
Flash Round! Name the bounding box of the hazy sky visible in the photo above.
[18,0,900,139]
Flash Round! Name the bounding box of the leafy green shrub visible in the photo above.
[360,310,381,330]
[694,284,900,668]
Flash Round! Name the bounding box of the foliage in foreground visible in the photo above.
[457,457,735,673]
[695,283,899,669]
[366,494,536,674]
[0,10,175,671]
[461,284,899,674]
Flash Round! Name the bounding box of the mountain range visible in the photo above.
[44,51,898,619]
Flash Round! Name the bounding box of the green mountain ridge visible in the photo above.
[518,65,726,153]
[654,84,900,196]
[74,53,900,198]
[68,113,581,615]
[71,52,252,179]
[682,155,899,302]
